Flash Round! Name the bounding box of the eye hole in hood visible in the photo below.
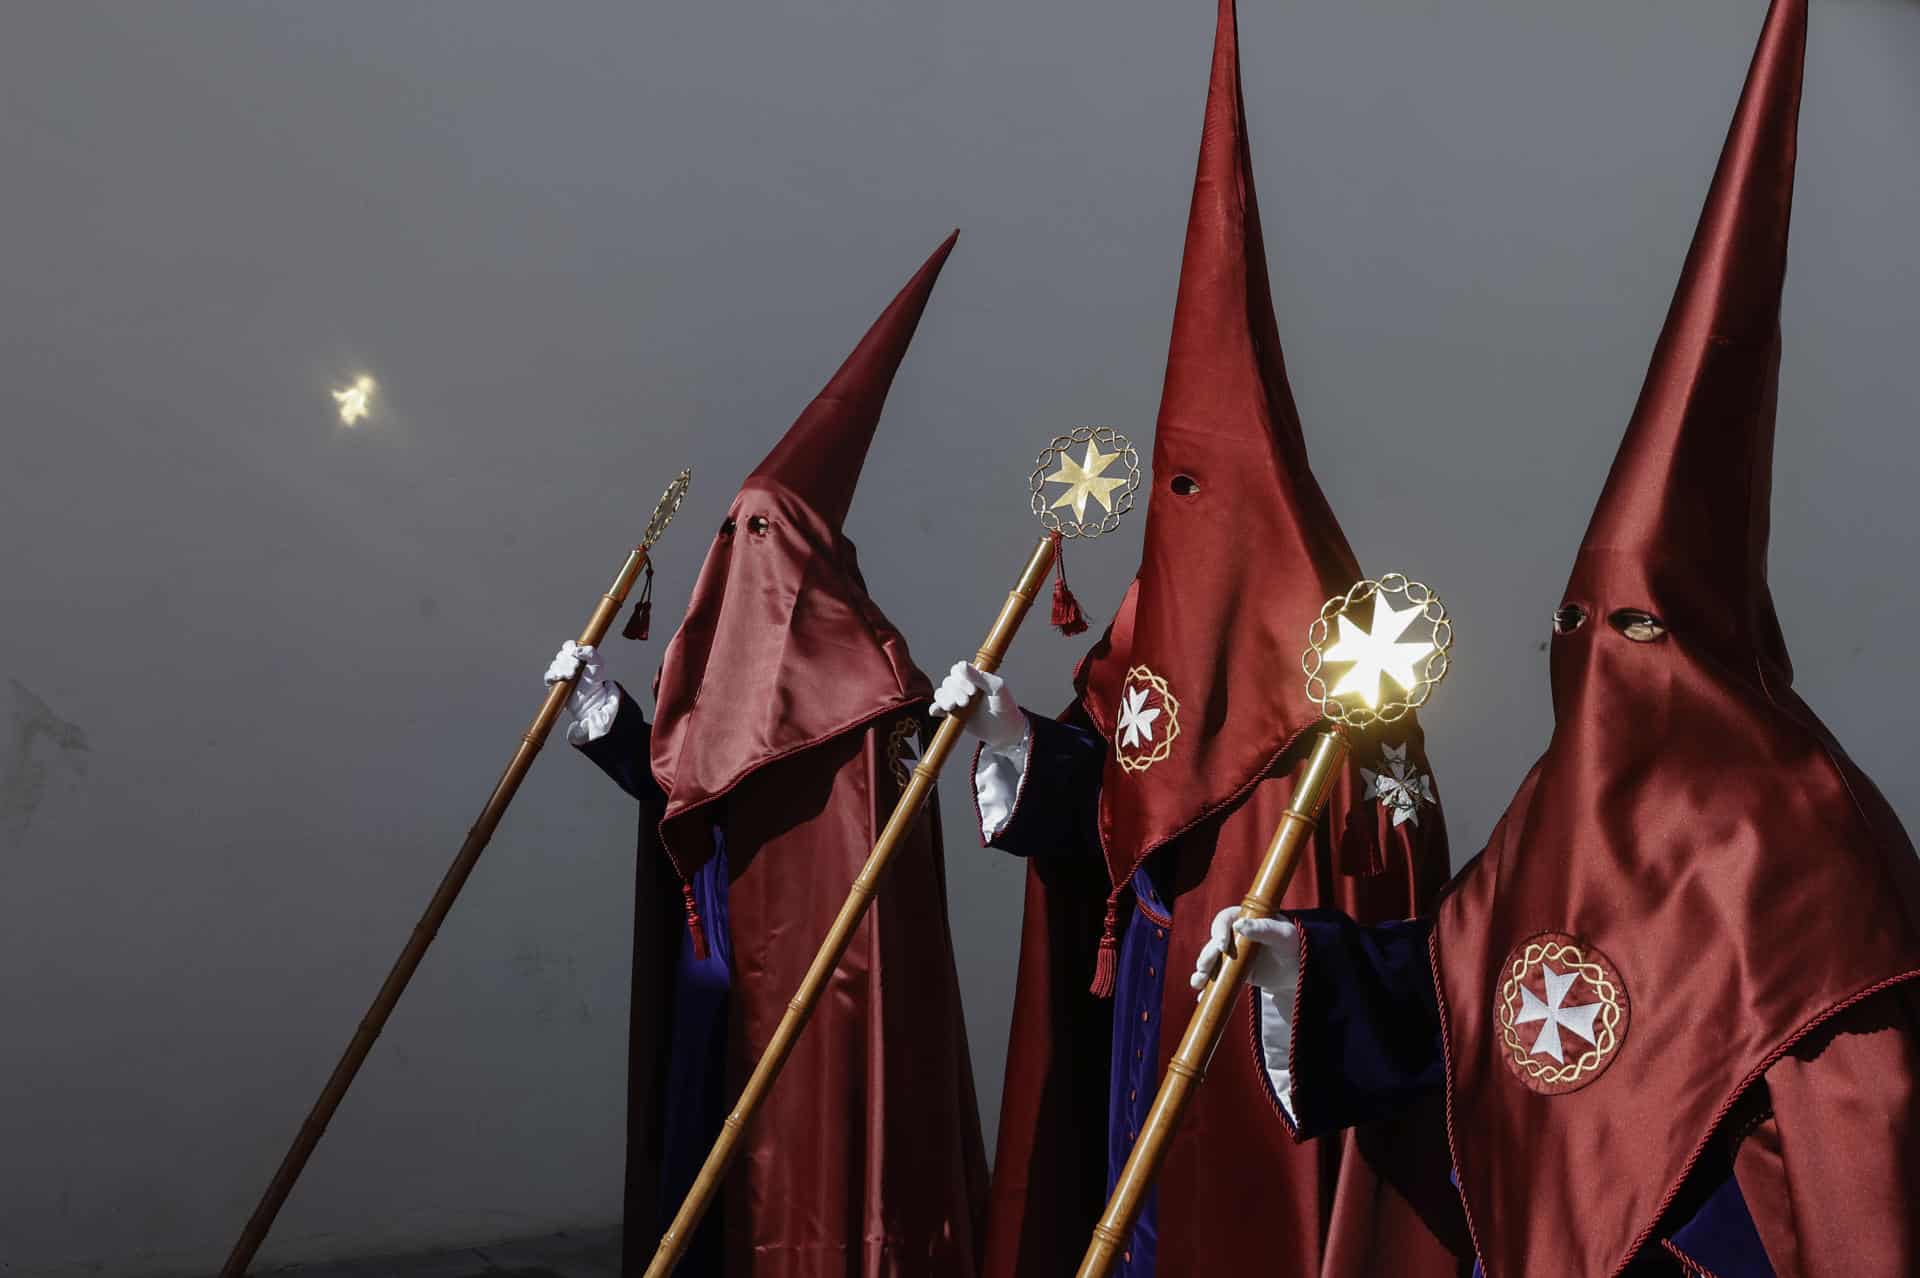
[1553,603,1589,636]
[1609,608,1668,643]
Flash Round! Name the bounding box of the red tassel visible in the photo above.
[682,881,709,960]
[1050,534,1089,636]
[1089,902,1121,997]
[622,563,654,641]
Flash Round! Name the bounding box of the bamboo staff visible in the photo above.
[222,470,691,1278]
[1076,574,1453,1278]
[645,427,1141,1277]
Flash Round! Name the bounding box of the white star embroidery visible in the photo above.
[1513,965,1603,1064]
[1361,743,1436,827]
[1117,684,1160,751]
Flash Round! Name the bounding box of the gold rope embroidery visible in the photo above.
[1496,939,1625,1086]
[1114,665,1181,774]
[887,716,921,789]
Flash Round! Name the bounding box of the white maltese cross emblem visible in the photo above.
[1513,964,1602,1064]
[1361,743,1435,827]
[1496,933,1629,1094]
[1118,686,1159,750]
[1113,666,1180,774]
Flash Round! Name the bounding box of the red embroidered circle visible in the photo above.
[1494,931,1629,1095]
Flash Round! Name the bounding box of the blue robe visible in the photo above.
[576,687,731,1277]
[983,713,1181,1278]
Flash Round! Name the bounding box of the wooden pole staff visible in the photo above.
[1074,570,1452,1278]
[222,471,691,1277]
[1076,726,1348,1278]
[643,531,1062,1278]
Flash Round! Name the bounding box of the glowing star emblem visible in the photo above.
[1323,595,1435,709]
[1496,933,1629,1094]
[1045,440,1129,524]
[1113,666,1180,774]
[1361,743,1435,827]
[332,375,377,425]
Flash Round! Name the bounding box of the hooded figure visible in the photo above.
[934,5,1465,1274]
[548,234,987,1276]
[1228,2,1920,1273]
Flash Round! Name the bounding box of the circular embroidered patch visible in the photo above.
[1495,932,1629,1094]
[1114,665,1180,774]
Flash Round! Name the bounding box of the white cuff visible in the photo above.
[1258,988,1299,1125]
[974,735,1030,841]
[565,680,622,746]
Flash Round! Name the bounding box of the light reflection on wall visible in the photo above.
[332,374,377,425]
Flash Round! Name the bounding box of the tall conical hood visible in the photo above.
[650,234,956,880]
[1073,0,1405,916]
[1566,0,1802,688]
[1430,6,1920,1275]
[747,231,958,530]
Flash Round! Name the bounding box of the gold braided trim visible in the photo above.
[1496,939,1625,1086]
[887,716,921,789]
[1114,665,1181,774]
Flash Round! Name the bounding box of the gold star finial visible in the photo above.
[1323,594,1436,709]
[1045,440,1128,523]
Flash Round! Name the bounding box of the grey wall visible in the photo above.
[2,2,1916,1274]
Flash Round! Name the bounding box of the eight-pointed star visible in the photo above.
[1046,440,1128,524]
[1324,594,1435,708]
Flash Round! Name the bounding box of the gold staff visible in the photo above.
[221,470,693,1278]
[1076,573,1454,1278]
[645,427,1141,1277]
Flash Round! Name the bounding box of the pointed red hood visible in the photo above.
[649,233,956,877]
[1074,0,1365,897]
[1430,6,1920,1275]
[1565,0,1802,689]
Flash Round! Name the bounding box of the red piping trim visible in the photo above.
[1660,1239,1722,1278]
[1287,917,1309,1128]
[968,717,1036,847]
[680,881,709,961]
[1245,987,1291,1132]
[968,741,992,848]
[1004,719,1037,832]
[1133,891,1171,929]
[1241,914,1309,1142]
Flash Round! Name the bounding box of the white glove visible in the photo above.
[1191,906,1299,999]
[545,641,620,743]
[930,661,1028,750]
[1197,906,1303,1120]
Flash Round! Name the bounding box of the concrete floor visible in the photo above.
[267,1228,622,1278]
